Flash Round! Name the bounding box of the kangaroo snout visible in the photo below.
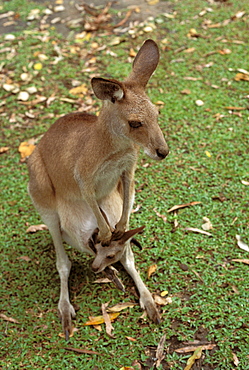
[156,146,169,160]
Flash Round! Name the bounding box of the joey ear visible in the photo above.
[91,78,124,103]
[119,226,145,243]
[125,39,159,88]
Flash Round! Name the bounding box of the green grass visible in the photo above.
[1,0,249,369]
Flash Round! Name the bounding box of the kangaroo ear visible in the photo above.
[125,39,159,88]
[120,226,145,243]
[91,78,124,103]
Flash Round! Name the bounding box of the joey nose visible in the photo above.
[91,264,99,273]
[156,146,169,160]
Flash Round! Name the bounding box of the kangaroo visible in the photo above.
[28,39,168,339]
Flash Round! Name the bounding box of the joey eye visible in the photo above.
[128,120,142,128]
[106,254,115,259]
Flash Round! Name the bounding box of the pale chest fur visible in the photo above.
[93,150,136,200]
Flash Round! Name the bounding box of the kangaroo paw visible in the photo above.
[58,301,76,340]
[140,293,161,324]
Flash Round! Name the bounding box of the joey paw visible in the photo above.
[99,230,112,246]
[111,229,125,241]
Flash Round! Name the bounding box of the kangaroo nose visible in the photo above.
[156,146,169,160]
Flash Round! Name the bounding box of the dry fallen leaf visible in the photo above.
[17,91,29,101]
[184,346,203,370]
[153,208,167,222]
[155,334,166,368]
[69,84,88,96]
[184,47,196,53]
[195,99,204,106]
[84,312,120,326]
[0,313,20,324]
[232,352,240,366]
[181,88,191,95]
[107,302,136,313]
[235,235,249,252]
[167,201,202,213]
[18,256,32,262]
[0,147,9,154]
[241,180,249,185]
[26,224,48,233]
[232,259,249,265]
[102,302,114,337]
[234,73,249,82]
[175,344,216,353]
[129,48,136,57]
[218,48,232,55]
[202,217,213,231]
[147,264,157,278]
[153,294,172,306]
[64,347,102,355]
[126,336,137,342]
[185,227,212,237]
[224,106,246,111]
[33,62,43,70]
[93,277,112,284]
[18,141,36,159]
[231,10,246,20]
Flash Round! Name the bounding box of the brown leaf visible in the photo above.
[224,106,246,110]
[167,201,202,213]
[153,208,167,222]
[18,141,36,159]
[232,352,240,366]
[93,277,112,284]
[232,259,249,265]
[69,84,88,96]
[241,180,249,185]
[126,336,137,342]
[235,235,249,252]
[0,313,20,324]
[231,11,246,20]
[129,48,136,57]
[185,227,212,237]
[18,256,32,262]
[218,48,232,55]
[153,295,172,306]
[26,224,48,233]
[102,302,114,337]
[175,344,216,353]
[184,347,203,370]
[107,302,136,313]
[64,347,102,355]
[84,312,120,326]
[202,217,213,231]
[181,89,191,95]
[147,264,157,279]
[184,47,196,53]
[0,147,9,154]
[155,334,166,368]
[234,73,249,82]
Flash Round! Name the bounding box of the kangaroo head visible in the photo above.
[91,226,145,273]
[91,39,169,161]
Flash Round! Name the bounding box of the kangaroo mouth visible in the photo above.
[144,146,169,160]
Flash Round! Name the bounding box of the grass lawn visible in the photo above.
[1,0,249,369]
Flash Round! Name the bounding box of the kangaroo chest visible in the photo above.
[94,151,136,200]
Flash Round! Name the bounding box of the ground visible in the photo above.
[1,0,249,369]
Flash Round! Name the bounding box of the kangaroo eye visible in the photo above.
[128,121,142,128]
